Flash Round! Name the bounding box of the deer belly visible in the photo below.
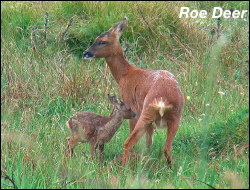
[96,135,112,144]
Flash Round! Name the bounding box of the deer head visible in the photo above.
[83,17,127,59]
[108,94,136,119]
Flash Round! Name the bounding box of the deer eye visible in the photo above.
[99,41,108,45]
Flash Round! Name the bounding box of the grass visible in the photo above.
[1,1,249,189]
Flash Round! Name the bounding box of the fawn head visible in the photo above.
[83,17,127,59]
[108,94,136,119]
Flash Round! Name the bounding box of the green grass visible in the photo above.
[1,1,249,189]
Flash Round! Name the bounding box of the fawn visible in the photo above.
[66,94,136,162]
[83,17,184,166]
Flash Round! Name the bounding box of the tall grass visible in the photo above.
[1,1,249,189]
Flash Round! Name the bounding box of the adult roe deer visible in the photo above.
[83,17,184,166]
[66,94,136,162]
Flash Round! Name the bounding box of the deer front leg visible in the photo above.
[90,142,97,159]
[98,144,105,162]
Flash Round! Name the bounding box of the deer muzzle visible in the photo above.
[83,51,95,59]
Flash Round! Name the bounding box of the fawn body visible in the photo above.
[66,95,136,162]
[83,17,184,166]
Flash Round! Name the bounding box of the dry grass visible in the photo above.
[1,1,249,189]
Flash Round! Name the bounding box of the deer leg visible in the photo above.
[66,137,79,157]
[98,144,105,162]
[146,124,154,148]
[129,118,138,133]
[163,117,180,165]
[90,142,97,159]
[122,117,148,166]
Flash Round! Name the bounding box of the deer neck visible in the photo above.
[104,109,123,134]
[105,47,132,84]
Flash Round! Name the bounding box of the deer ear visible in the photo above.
[118,99,125,106]
[109,17,127,38]
[108,94,118,105]
[108,94,113,102]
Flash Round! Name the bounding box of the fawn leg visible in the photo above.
[65,139,73,157]
[66,137,79,157]
[146,124,154,148]
[163,117,180,165]
[90,143,97,159]
[98,144,105,162]
[122,117,148,167]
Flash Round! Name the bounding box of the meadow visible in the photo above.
[1,1,249,189]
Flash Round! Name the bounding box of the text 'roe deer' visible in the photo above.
[66,94,136,162]
[83,17,184,166]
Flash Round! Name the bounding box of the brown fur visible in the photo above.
[83,17,184,166]
[65,95,136,162]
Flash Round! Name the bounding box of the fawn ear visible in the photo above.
[108,94,118,105]
[118,98,125,106]
[109,17,127,39]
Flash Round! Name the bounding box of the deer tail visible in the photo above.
[149,97,173,117]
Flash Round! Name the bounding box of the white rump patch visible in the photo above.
[149,70,177,83]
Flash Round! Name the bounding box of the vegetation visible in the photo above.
[1,1,249,189]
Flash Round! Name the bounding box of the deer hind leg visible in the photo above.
[66,137,79,157]
[122,117,149,166]
[129,118,138,133]
[98,144,105,162]
[163,117,180,165]
[146,124,154,148]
